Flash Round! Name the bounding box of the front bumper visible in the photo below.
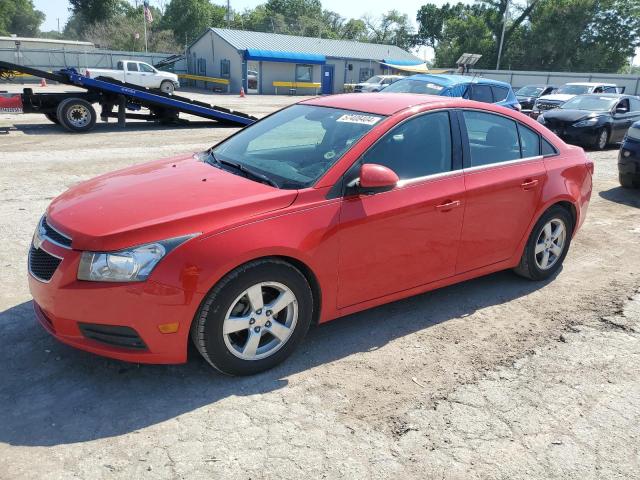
[546,124,600,146]
[28,240,203,364]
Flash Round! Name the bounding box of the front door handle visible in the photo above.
[521,179,539,190]
[435,200,461,211]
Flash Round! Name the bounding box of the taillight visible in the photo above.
[586,160,594,175]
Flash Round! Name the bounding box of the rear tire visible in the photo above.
[191,259,313,376]
[160,81,175,94]
[56,98,96,133]
[514,206,574,281]
[619,173,638,189]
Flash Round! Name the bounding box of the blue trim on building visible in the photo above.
[383,58,424,66]
[245,49,326,65]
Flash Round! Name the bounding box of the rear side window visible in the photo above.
[470,85,493,103]
[462,111,520,166]
[518,124,541,157]
[491,86,509,102]
[362,111,453,179]
[126,62,139,72]
[542,138,558,156]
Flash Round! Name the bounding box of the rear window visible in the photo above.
[491,86,509,102]
[383,79,446,95]
[470,85,493,103]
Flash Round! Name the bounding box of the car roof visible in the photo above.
[399,73,512,89]
[302,92,475,116]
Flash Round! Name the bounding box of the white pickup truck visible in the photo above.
[84,60,180,94]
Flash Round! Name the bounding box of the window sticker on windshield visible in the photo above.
[337,114,381,125]
[424,83,444,91]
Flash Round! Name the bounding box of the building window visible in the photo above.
[295,64,312,83]
[220,59,230,78]
[359,67,374,82]
[197,58,206,74]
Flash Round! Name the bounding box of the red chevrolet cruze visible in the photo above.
[28,94,593,375]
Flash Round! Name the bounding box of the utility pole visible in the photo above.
[227,0,231,28]
[496,0,510,70]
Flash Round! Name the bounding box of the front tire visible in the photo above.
[594,127,609,150]
[160,81,175,94]
[191,259,314,376]
[514,206,573,280]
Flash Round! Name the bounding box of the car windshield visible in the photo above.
[556,85,591,95]
[517,86,544,96]
[365,76,382,84]
[209,105,384,189]
[561,96,617,111]
[382,79,446,94]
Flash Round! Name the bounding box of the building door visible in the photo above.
[321,65,334,95]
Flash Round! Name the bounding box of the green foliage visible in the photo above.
[0,0,45,36]
[160,0,226,45]
[416,0,640,73]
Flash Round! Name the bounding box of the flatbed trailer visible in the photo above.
[0,60,257,133]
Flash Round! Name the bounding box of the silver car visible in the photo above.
[354,75,403,93]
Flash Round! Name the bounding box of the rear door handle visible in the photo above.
[435,200,461,211]
[521,179,539,190]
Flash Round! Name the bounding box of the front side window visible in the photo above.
[139,63,155,73]
[361,111,452,180]
[295,64,312,82]
[630,98,640,112]
[211,105,382,189]
[470,84,493,103]
[462,111,520,166]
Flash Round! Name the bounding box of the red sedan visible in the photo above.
[28,94,593,375]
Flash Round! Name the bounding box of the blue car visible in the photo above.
[619,121,640,188]
[381,74,521,111]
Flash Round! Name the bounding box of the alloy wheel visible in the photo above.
[534,218,566,270]
[222,282,298,361]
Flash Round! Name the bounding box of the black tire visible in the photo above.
[191,259,314,376]
[619,173,638,189]
[160,81,175,94]
[44,112,59,124]
[56,98,96,133]
[514,206,574,281]
[594,127,609,150]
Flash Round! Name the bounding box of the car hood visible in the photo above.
[538,94,575,103]
[46,154,298,251]
[543,109,603,123]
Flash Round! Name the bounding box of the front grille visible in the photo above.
[29,245,62,282]
[78,323,147,350]
[42,217,72,248]
[537,101,561,111]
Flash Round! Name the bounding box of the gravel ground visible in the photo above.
[0,85,639,480]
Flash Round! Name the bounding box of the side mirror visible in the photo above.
[353,163,399,194]
[616,106,628,114]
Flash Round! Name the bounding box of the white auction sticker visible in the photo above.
[336,114,381,125]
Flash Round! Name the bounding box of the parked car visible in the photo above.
[354,75,403,92]
[537,94,640,149]
[28,94,593,375]
[516,84,556,112]
[84,60,180,94]
[248,69,258,90]
[381,74,521,110]
[533,82,621,115]
[619,121,640,188]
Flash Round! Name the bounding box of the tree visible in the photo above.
[68,0,129,26]
[0,0,45,36]
[161,0,226,45]
[363,10,415,50]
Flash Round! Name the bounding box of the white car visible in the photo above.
[84,60,180,94]
[534,82,621,114]
[354,75,403,92]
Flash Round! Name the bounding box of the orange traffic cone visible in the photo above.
[40,78,47,87]
[239,87,246,98]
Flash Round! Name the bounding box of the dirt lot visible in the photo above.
[1,85,639,480]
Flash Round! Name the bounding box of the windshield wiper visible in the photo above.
[207,151,280,188]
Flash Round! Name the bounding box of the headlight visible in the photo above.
[78,234,198,282]
[572,117,599,128]
[626,126,640,141]
[537,115,545,125]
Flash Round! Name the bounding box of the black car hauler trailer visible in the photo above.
[0,60,257,133]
